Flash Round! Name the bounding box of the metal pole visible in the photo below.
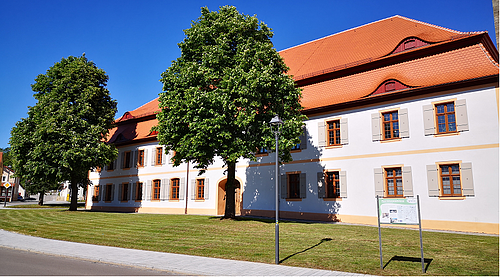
[275,130,279,265]
[185,161,189,214]
[376,195,383,269]
[417,195,425,273]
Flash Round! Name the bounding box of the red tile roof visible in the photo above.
[299,44,499,110]
[279,15,480,80]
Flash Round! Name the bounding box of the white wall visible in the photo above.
[244,86,499,225]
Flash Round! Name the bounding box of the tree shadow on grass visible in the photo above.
[383,255,433,272]
[279,238,333,264]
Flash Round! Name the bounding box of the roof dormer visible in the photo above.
[370,79,411,96]
[391,37,430,54]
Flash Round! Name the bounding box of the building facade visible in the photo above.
[87,16,499,234]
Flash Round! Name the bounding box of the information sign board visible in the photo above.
[378,197,418,225]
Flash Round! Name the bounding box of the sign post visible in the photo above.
[377,195,425,273]
[3,182,11,207]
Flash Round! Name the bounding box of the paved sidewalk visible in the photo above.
[0,229,365,276]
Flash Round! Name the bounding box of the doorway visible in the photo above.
[217,179,242,216]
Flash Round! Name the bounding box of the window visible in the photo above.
[327,120,341,146]
[435,103,456,134]
[374,166,413,198]
[317,171,347,199]
[196,179,205,200]
[123,151,132,169]
[152,179,161,200]
[256,148,268,155]
[288,174,301,199]
[423,99,468,136]
[120,183,129,201]
[104,184,114,202]
[155,147,163,165]
[372,109,408,141]
[281,172,306,199]
[170,178,180,200]
[427,163,474,197]
[92,185,99,202]
[439,164,461,196]
[382,111,399,140]
[385,168,403,197]
[135,182,143,201]
[326,171,340,198]
[385,81,396,92]
[318,119,348,147]
[404,39,416,50]
[137,150,145,167]
[107,160,115,171]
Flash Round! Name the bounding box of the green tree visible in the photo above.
[156,6,306,218]
[10,110,60,205]
[0,148,13,168]
[10,54,117,210]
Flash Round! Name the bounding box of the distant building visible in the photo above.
[87,16,499,234]
[2,166,24,201]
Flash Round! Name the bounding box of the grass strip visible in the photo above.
[0,209,497,275]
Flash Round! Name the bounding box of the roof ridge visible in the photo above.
[131,97,160,112]
[279,15,476,54]
[394,15,476,35]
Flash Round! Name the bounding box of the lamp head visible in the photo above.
[269,115,283,127]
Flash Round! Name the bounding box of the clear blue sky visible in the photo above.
[0,0,496,149]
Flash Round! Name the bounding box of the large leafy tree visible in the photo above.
[0,148,13,168]
[156,6,306,218]
[10,55,118,210]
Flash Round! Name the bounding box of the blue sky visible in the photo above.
[0,0,496,149]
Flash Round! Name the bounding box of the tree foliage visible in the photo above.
[0,148,13,168]
[10,55,118,210]
[156,6,306,218]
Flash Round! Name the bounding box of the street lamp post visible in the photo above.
[269,114,283,265]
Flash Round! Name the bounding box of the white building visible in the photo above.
[87,16,499,234]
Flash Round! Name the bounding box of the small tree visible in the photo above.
[10,54,118,210]
[156,6,306,218]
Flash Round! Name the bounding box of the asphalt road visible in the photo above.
[0,246,181,275]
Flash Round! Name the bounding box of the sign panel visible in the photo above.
[378,197,418,225]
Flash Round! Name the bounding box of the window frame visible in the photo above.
[137,149,145,167]
[384,167,403,198]
[152,179,161,200]
[123,151,132,169]
[196,179,205,200]
[155,147,163,166]
[170,178,180,200]
[121,183,129,202]
[325,171,340,198]
[107,160,115,171]
[435,102,457,134]
[135,182,143,201]
[382,111,400,140]
[104,184,113,202]
[439,163,462,197]
[326,119,341,146]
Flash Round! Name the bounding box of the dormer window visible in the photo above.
[385,81,396,92]
[392,37,429,54]
[371,80,410,96]
[404,39,416,50]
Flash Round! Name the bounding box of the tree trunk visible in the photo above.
[223,161,236,219]
[69,176,78,211]
[38,191,44,206]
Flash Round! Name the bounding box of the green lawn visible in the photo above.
[0,208,497,275]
